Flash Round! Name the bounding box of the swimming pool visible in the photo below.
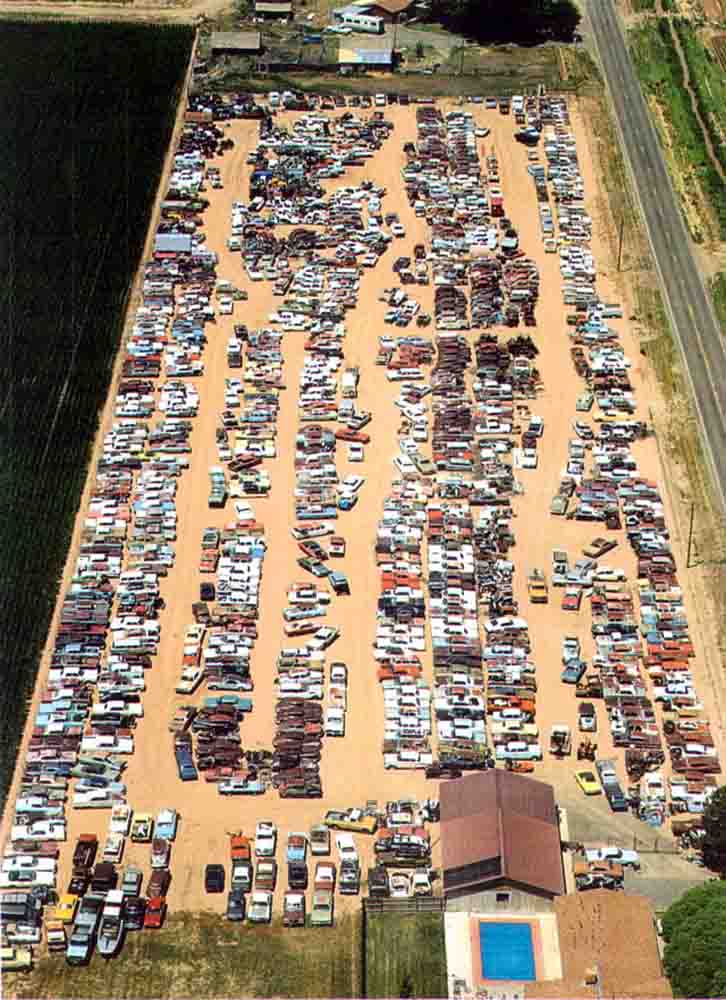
[479,921,536,982]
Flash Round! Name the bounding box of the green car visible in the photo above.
[310,891,333,927]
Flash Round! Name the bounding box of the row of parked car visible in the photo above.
[538,97,721,832]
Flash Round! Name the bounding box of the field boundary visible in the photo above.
[0,29,198,842]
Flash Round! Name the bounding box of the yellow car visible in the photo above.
[130,812,153,843]
[52,893,78,924]
[575,769,602,795]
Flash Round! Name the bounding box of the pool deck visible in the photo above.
[444,911,563,993]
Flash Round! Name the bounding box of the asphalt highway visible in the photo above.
[587,0,726,509]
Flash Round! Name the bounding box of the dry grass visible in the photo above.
[4,911,362,999]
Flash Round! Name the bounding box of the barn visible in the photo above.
[352,0,415,22]
[440,770,565,912]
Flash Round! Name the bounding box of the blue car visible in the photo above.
[561,660,587,684]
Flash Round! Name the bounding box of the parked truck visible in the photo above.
[66,893,104,966]
[596,758,628,812]
[341,367,359,399]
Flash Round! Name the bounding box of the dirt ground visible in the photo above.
[2,95,721,933]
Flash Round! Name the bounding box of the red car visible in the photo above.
[562,588,583,612]
[143,896,167,929]
[298,540,328,561]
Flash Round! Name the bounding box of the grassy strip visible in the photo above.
[5,911,361,998]
[0,20,193,807]
[630,0,657,10]
[629,19,726,240]
[364,913,447,998]
[709,272,726,336]
[673,21,726,176]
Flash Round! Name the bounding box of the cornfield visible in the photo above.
[0,19,193,807]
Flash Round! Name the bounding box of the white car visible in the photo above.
[248,890,272,923]
[103,834,125,864]
[0,869,56,889]
[324,707,345,737]
[175,667,203,695]
[234,501,255,521]
[330,663,348,685]
[1,857,57,873]
[255,821,277,857]
[340,475,364,493]
[109,804,132,836]
[11,820,65,842]
[391,223,406,238]
[411,870,432,896]
[348,443,364,462]
[388,873,411,898]
[335,833,358,863]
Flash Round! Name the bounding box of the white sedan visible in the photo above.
[388,873,411,898]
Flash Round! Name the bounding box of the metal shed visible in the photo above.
[210,32,262,56]
[154,233,193,254]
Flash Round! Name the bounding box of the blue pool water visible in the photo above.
[479,921,536,981]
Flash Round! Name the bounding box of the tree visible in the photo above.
[427,0,580,45]
[661,881,726,997]
[702,784,726,875]
[415,41,425,60]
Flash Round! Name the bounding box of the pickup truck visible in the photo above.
[66,893,104,965]
[72,834,98,870]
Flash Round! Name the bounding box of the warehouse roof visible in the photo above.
[440,771,564,897]
[210,31,262,51]
[155,233,193,254]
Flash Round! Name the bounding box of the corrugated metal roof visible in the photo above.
[155,233,193,254]
[440,771,564,898]
[210,31,261,51]
[338,43,392,64]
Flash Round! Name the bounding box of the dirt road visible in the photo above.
[0,0,218,23]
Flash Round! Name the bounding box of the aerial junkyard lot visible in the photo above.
[2,83,720,982]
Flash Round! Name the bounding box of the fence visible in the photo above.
[363,896,445,914]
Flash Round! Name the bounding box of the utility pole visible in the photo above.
[617,216,625,271]
[686,500,695,568]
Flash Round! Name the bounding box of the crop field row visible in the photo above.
[0,20,193,807]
